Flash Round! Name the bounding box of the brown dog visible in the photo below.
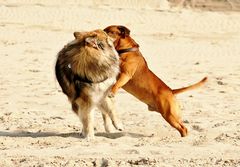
[104,25,207,137]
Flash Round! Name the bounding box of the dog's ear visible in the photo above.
[73,32,82,39]
[118,26,130,38]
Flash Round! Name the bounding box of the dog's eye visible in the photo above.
[108,31,117,36]
[97,40,104,50]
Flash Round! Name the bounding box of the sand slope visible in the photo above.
[0,0,240,166]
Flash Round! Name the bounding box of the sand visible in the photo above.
[0,0,240,166]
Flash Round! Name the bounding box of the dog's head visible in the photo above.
[104,25,139,51]
[73,29,115,51]
[104,25,130,41]
[56,29,120,104]
[57,29,119,85]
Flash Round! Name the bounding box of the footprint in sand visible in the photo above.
[212,121,227,128]
[192,135,207,146]
[126,149,140,154]
[192,125,204,132]
[215,133,240,146]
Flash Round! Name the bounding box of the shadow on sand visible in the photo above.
[0,131,153,139]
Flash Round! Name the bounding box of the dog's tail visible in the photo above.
[55,59,75,98]
[172,77,207,95]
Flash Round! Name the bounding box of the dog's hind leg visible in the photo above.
[98,97,123,131]
[157,97,188,137]
[79,108,95,140]
[72,99,95,140]
[163,111,188,137]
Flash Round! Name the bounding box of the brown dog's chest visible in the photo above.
[120,57,156,105]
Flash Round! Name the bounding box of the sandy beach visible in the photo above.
[0,0,240,166]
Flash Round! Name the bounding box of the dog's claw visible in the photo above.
[115,123,124,131]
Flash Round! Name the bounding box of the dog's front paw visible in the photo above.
[108,92,115,98]
[80,131,95,141]
[114,122,124,131]
[104,124,114,133]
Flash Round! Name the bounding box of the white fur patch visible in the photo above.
[89,77,116,104]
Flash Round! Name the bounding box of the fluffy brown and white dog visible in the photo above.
[55,29,122,140]
[104,25,207,137]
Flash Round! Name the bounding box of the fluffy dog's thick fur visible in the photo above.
[104,25,207,137]
[55,29,122,139]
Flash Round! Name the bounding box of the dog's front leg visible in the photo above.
[101,111,113,133]
[110,73,131,96]
[99,97,123,131]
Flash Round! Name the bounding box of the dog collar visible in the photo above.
[73,74,108,85]
[117,47,138,55]
[73,74,94,84]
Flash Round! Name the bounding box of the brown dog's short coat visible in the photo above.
[104,25,207,137]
